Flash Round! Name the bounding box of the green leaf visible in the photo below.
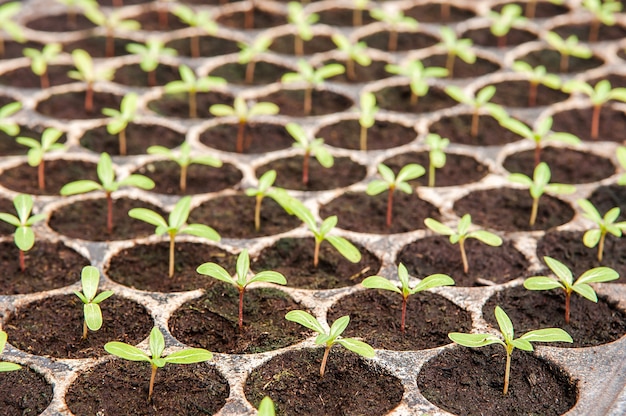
[523,276,564,291]
[397,164,425,182]
[84,303,103,331]
[285,310,325,334]
[104,342,150,362]
[329,315,350,339]
[0,213,19,227]
[181,224,220,241]
[197,262,233,285]
[118,174,155,190]
[128,208,167,229]
[81,265,100,301]
[578,198,602,222]
[520,328,573,344]
[511,338,534,351]
[411,273,455,293]
[319,215,338,236]
[258,397,276,416]
[445,85,467,104]
[424,218,454,236]
[14,227,34,251]
[336,338,375,358]
[544,256,573,286]
[249,270,287,286]
[325,235,362,263]
[494,306,514,342]
[582,229,601,248]
[314,146,334,168]
[577,267,619,284]
[377,163,395,183]
[169,196,191,230]
[361,276,402,294]
[164,348,213,364]
[448,332,504,348]
[508,173,533,187]
[149,327,165,359]
[366,180,389,196]
[92,290,114,304]
[468,230,502,246]
[572,283,598,302]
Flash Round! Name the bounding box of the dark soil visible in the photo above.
[321,58,391,84]
[66,360,229,416]
[462,27,538,47]
[268,34,336,55]
[147,91,234,119]
[258,89,353,117]
[188,194,301,239]
[318,191,441,234]
[48,197,167,241]
[453,187,575,231]
[208,61,292,85]
[0,40,45,60]
[112,63,181,87]
[429,114,523,146]
[327,289,473,350]
[253,237,381,290]
[316,7,377,26]
[373,85,458,114]
[551,106,626,142]
[96,0,152,7]
[25,13,95,32]
[0,366,53,416]
[5,295,152,358]
[359,30,439,52]
[588,184,626,221]
[256,156,366,191]
[421,54,501,78]
[216,8,287,29]
[133,160,242,195]
[489,80,570,107]
[0,159,97,196]
[517,48,604,74]
[397,236,530,287]
[316,119,416,150]
[405,3,476,22]
[0,125,68,156]
[0,241,89,294]
[36,91,124,120]
[164,35,240,58]
[492,1,570,17]
[131,11,190,31]
[503,147,615,184]
[63,36,134,58]
[0,197,14,235]
[169,285,310,354]
[417,345,577,416]
[551,22,626,43]
[105,242,237,292]
[79,123,186,156]
[199,122,293,153]
[0,64,74,89]
[244,348,404,416]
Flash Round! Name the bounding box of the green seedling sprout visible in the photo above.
[424,214,502,274]
[126,39,177,87]
[258,396,276,416]
[164,65,226,118]
[370,6,418,52]
[618,146,626,185]
[197,249,286,330]
[238,36,272,84]
[488,4,526,48]
[0,2,25,57]
[544,31,593,73]
[358,91,378,151]
[449,306,572,395]
[281,60,345,116]
[0,101,21,137]
[83,6,140,58]
[524,0,564,18]
[55,0,97,28]
[73,265,114,339]
[385,59,448,106]
[23,43,62,89]
[498,116,580,167]
[172,4,217,58]
[511,61,562,107]
[285,311,375,377]
[0,331,21,372]
[287,2,319,56]
[60,152,155,234]
[245,169,289,232]
[0,194,45,271]
[209,96,279,153]
[508,162,576,226]
[425,133,449,187]
[445,85,506,138]
[147,142,222,193]
[104,326,213,401]
[562,79,626,140]
[16,127,65,191]
[331,33,371,81]
[128,196,220,278]
[582,0,622,42]
[68,49,115,113]
[101,92,138,156]
[362,263,454,332]
[437,27,476,78]
[577,198,626,262]
[286,122,334,186]
[524,256,619,324]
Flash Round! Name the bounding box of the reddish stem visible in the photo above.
[148,364,157,401]
[236,122,245,153]
[471,111,479,138]
[313,239,320,268]
[82,319,88,340]
[304,87,312,115]
[245,60,256,84]
[446,53,455,78]
[38,160,45,191]
[244,5,254,29]
[254,195,262,231]
[158,9,168,29]
[168,233,175,277]
[534,143,541,167]
[106,192,113,234]
[591,105,601,140]
[19,249,25,272]
[441,3,450,20]
[497,35,506,49]
[119,129,127,156]
[40,70,50,89]
[180,164,187,192]
[85,84,94,113]
[190,35,200,58]
[400,295,407,333]
[386,187,395,227]
[148,69,157,87]
[565,291,571,324]
[320,345,331,377]
[189,90,197,118]
[302,151,310,185]
[528,82,538,107]
[388,30,398,52]
[238,287,245,330]
[106,31,114,58]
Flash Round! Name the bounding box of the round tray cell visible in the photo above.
[0,365,53,415]
[0,125,68,156]
[405,2,476,22]
[113,63,181,87]
[36,91,124,120]
[319,58,391,84]
[25,13,96,32]
[216,8,287,30]
[200,122,293,154]
[358,30,439,52]
[422,54,501,78]
[0,159,96,196]
[516,48,604,74]
[208,60,293,85]
[462,27,538,48]
[317,118,416,150]
[316,7,377,26]
[63,36,135,58]
[492,1,570,18]
[80,123,185,156]
[551,106,626,142]
[164,35,240,58]
[268,33,336,55]
[0,64,74,89]
[429,114,523,146]
[147,91,234,119]
[488,79,570,107]
[257,88,353,117]
[374,84,457,114]
[551,22,626,43]
[130,11,189,31]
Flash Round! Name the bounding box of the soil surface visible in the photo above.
[113,63,181,87]
[316,119,416,150]
[0,125,68,156]
[462,27,538,47]
[0,159,97,196]
[405,3,476,22]
[489,80,570,107]
[373,85,458,114]
[268,34,336,55]
[492,1,570,17]
[208,61,292,85]
[63,36,134,58]
[25,13,95,32]
[79,123,186,156]
[0,197,15,235]
[316,7,377,26]
[421,54,501,78]
[0,366,53,416]
[358,30,439,52]
[131,11,189,31]
[518,48,604,74]
[551,22,626,43]
[216,8,287,29]
[164,35,240,58]
[36,91,124,120]
[321,58,391,84]
[147,91,234,119]
[0,64,74,89]
[259,89,353,117]
[429,114,523,146]
[589,184,626,221]
[551,107,626,142]
[199,122,293,154]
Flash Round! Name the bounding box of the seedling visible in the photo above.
[23,43,62,89]
[281,60,345,115]
[209,96,279,153]
[147,141,222,193]
[362,263,454,332]
[358,92,378,151]
[385,59,448,106]
[164,65,226,118]
[544,31,593,73]
[577,199,626,262]
[424,214,502,274]
[0,194,45,271]
[449,306,572,394]
[0,331,21,372]
[562,79,626,140]
[618,146,626,185]
[582,0,622,42]
[425,133,449,187]
[508,162,576,226]
[286,122,334,186]
[287,2,319,56]
[445,85,506,138]
[0,101,21,137]
[197,249,286,330]
[258,396,276,416]
[104,326,213,401]
[511,61,562,107]
[331,33,371,81]
[244,169,287,231]
[238,36,272,84]
[351,0,369,26]
[370,6,418,52]
[68,49,115,113]
[172,4,217,58]
[102,92,139,156]
[126,39,177,87]
[524,0,564,19]
[73,265,114,339]
[128,196,220,277]
[524,256,619,323]
[0,2,25,57]
[498,116,580,167]
[488,4,526,48]
[366,163,424,228]
[60,152,155,234]
[437,27,476,78]
[83,7,140,58]
[285,311,375,377]
[16,127,65,191]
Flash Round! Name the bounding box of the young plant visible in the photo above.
[0,2,25,58]
[286,122,334,186]
[104,326,213,401]
[281,60,345,115]
[237,36,272,85]
[524,0,564,18]
[508,162,576,226]
[101,92,138,156]
[209,96,279,153]
[164,65,226,118]
[0,194,46,271]
[358,91,378,151]
[582,0,622,42]
[197,249,286,330]
[257,396,276,416]
[425,133,449,187]
[83,7,140,58]
[287,2,319,56]
[16,127,65,191]
[385,59,448,106]
[73,265,114,339]
[0,101,21,137]
[0,331,21,372]
[285,311,375,377]
[60,152,155,234]
[562,79,626,140]
[445,85,505,138]
[331,33,371,81]
[366,163,425,228]
[244,169,284,232]
[23,43,62,89]
[362,263,454,332]
[370,6,418,52]
[437,27,476,78]
[424,214,503,274]
[577,198,626,262]
[488,4,526,48]
[147,142,222,193]
[128,195,220,277]
[68,49,115,113]
[524,256,619,324]
[172,4,217,58]
[511,61,562,107]
[449,306,572,395]
[544,31,593,73]
[125,38,177,87]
